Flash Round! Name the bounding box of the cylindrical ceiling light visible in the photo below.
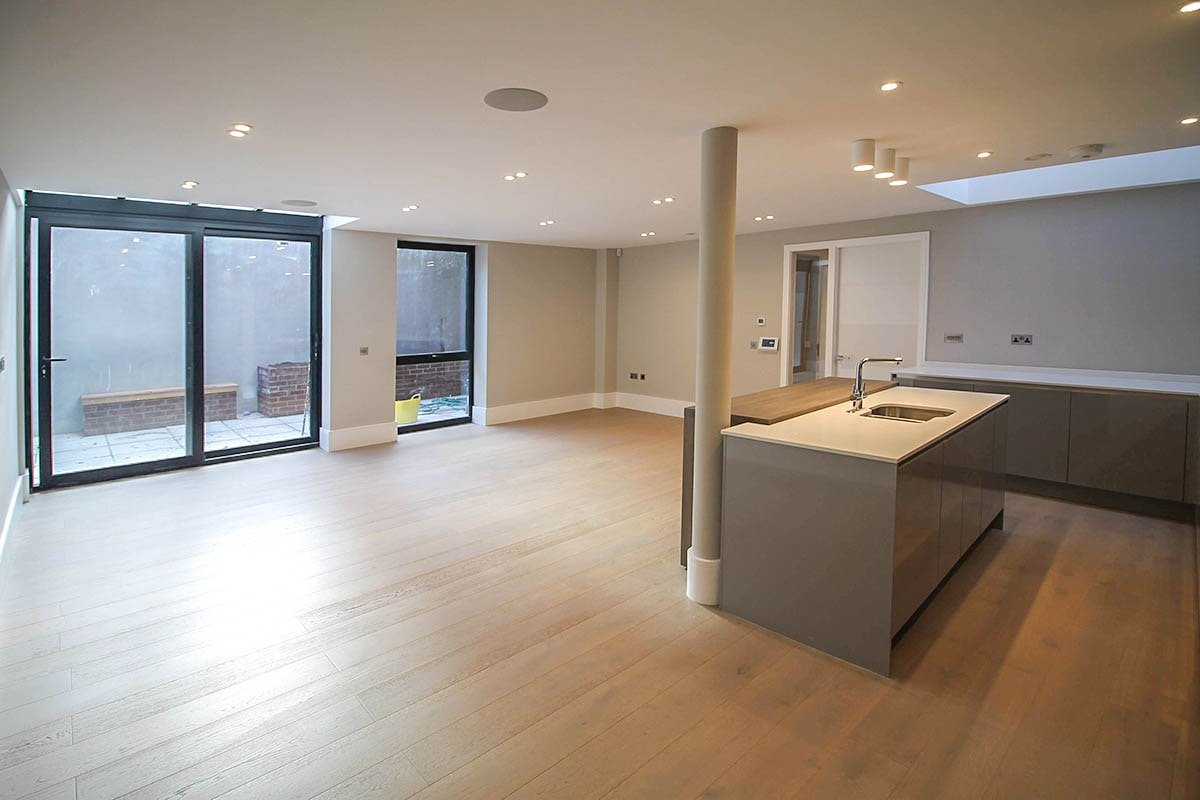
[889,157,910,186]
[874,148,896,179]
[852,139,876,172]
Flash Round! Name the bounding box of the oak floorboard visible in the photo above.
[0,409,1193,800]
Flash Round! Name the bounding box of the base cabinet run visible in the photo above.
[721,403,1007,676]
[907,377,1194,504]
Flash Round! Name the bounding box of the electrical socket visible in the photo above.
[1010,334,1033,346]
[639,373,646,380]
[629,372,637,379]
[359,346,369,355]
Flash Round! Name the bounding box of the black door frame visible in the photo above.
[24,193,323,490]
[395,240,475,433]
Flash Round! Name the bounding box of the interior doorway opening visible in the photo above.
[790,250,828,384]
[779,232,929,388]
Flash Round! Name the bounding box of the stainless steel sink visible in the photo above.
[861,404,954,422]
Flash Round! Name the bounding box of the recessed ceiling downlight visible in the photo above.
[880,81,902,92]
[484,88,549,112]
[281,199,317,207]
[1181,1,1200,12]
[180,180,198,189]
[1182,116,1199,125]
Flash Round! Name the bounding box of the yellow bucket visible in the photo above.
[395,394,421,424]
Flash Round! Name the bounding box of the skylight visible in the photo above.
[918,145,1200,205]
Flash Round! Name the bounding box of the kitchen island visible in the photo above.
[719,386,1008,675]
[680,377,895,565]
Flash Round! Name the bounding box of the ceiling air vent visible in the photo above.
[1067,144,1104,160]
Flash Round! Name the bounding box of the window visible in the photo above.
[395,242,474,430]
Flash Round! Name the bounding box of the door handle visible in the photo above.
[42,357,68,364]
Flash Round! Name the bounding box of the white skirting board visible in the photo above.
[471,391,690,426]
[0,472,24,577]
[613,393,690,418]
[473,393,597,426]
[319,422,398,452]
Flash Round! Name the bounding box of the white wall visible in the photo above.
[0,168,24,554]
[617,182,1200,402]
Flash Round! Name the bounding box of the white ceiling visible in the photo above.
[1,0,1197,249]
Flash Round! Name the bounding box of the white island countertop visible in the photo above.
[722,386,1007,463]
[894,363,1200,396]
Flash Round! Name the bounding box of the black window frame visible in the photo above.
[395,240,475,433]
[23,192,324,490]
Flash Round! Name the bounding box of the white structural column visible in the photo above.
[687,125,738,605]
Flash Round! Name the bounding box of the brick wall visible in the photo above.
[82,387,238,435]
[257,362,310,417]
[395,361,469,400]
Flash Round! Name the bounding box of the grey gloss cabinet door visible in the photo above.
[981,404,1007,530]
[974,382,1070,483]
[938,451,964,581]
[1067,390,1188,501]
[892,443,944,635]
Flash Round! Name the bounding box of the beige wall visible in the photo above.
[321,229,399,434]
[484,242,597,407]
[594,248,620,395]
[0,168,22,514]
[322,230,597,434]
[618,182,1200,402]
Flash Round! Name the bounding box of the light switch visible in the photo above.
[359,346,369,355]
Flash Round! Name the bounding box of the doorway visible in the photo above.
[26,193,322,489]
[780,232,928,386]
[790,250,827,384]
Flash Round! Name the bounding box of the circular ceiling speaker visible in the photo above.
[483,88,549,112]
[281,199,318,207]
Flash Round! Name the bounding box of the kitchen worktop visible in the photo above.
[895,363,1200,396]
[722,386,1008,463]
[682,376,896,424]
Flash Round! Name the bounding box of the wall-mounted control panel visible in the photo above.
[755,316,766,327]
[944,333,964,344]
[757,337,778,352]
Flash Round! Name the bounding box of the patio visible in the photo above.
[37,412,310,478]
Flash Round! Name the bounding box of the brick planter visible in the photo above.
[395,361,469,400]
[257,362,310,417]
[81,384,238,435]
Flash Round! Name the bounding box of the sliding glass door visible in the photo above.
[27,194,322,489]
[35,223,197,486]
[203,235,316,453]
[395,241,474,431]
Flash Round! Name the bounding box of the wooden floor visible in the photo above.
[0,408,1196,800]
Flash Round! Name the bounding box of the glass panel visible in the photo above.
[396,249,468,354]
[203,237,313,451]
[394,362,470,428]
[47,227,188,475]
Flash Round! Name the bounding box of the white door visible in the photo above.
[833,240,923,380]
